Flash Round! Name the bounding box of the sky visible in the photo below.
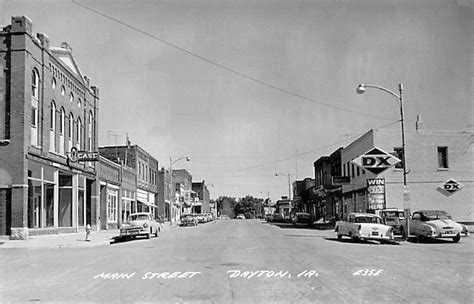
[1,0,472,201]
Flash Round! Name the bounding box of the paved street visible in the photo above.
[1,219,473,303]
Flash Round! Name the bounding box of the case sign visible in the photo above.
[351,147,401,175]
[367,178,386,210]
[68,147,99,162]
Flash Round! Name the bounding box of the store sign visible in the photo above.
[438,179,463,196]
[352,147,401,175]
[366,178,386,210]
[68,147,99,162]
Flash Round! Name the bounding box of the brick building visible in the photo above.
[0,16,100,238]
[341,129,473,223]
[99,144,159,219]
[157,167,171,222]
[172,169,192,221]
[98,155,137,229]
[192,181,211,214]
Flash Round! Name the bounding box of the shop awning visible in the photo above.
[137,200,158,208]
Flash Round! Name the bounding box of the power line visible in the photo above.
[72,0,393,121]
[198,120,400,176]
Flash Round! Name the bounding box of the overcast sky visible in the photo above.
[2,0,472,201]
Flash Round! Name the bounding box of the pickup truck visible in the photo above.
[335,213,395,243]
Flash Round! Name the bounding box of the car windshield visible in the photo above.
[382,211,404,217]
[354,216,382,224]
[423,212,451,221]
[128,214,149,221]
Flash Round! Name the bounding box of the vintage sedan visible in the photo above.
[335,213,394,243]
[119,212,160,239]
[410,210,463,243]
[291,212,311,227]
[180,214,198,227]
[379,208,407,238]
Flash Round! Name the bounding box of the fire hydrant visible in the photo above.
[85,224,92,242]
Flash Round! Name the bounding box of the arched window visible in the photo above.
[49,102,56,152]
[30,69,40,146]
[59,108,65,155]
[51,77,56,90]
[69,92,74,103]
[88,111,93,151]
[76,117,82,149]
[68,113,74,151]
[32,69,40,99]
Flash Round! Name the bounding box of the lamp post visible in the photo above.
[169,156,190,226]
[356,83,410,240]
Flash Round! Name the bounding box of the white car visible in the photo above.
[119,212,161,239]
[410,210,464,243]
[335,213,395,243]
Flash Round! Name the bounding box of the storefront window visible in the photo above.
[107,188,118,222]
[44,182,55,227]
[28,179,42,228]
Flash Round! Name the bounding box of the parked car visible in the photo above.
[335,213,395,243]
[265,213,273,222]
[180,214,198,227]
[460,223,470,237]
[272,213,284,223]
[236,214,245,220]
[291,212,311,227]
[119,212,160,239]
[218,215,230,220]
[205,213,214,222]
[379,208,407,238]
[195,214,207,223]
[410,210,463,243]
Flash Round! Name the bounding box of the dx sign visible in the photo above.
[351,147,401,175]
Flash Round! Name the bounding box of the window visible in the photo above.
[68,113,74,151]
[76,118,82,149]
[77,98,82,108]
[32,69,40,98]
[49,102,56,152]
[437,147,448,168]
[107,188,118,222]
[31,69,40,146]
[88,111,93,151]
[61,85,65,96]
[59,108,65,155]
[69,92,74,103]
[51,77,56,90]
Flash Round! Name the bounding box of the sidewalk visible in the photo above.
[0,223,179,249]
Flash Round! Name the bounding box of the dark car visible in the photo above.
[180,214,198,227]
[291,212,311,227]
[272,213,284,223]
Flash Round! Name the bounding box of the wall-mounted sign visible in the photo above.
[352,147,401,175]
[367,178,386,210]
[438,179,463,196]
[68,147,99,162]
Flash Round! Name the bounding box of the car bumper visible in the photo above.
[119,228,147,237]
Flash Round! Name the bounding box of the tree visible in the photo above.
[215,196,237,218]
[235,195,265,219]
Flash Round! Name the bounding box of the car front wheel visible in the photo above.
[452,234,461,243]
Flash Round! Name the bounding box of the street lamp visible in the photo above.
[169,156,190,226]
[356,83,410,239]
